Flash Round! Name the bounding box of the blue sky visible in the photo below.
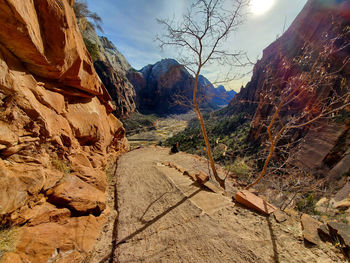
[85,0,307,91]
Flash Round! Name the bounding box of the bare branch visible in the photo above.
[156,0,250,189]
[246,19,350,190]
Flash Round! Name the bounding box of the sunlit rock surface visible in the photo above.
[0,0,128,261]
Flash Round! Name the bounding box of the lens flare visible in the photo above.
[250,0,276,15]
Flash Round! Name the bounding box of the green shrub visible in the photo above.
[165,112,251,163]
[225,158,253,182]
[297,193,318,214]
[83,38,99,61]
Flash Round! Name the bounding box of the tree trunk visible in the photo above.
[246,102,284,190]
[193,73,225,189]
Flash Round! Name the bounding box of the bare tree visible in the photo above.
[73,0,103,32]
[157,0,250,189]
[246,22,350,190]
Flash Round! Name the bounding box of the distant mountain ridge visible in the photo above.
[197,76,237,106]
[75,21,234,117]
[128,58,236,115]
[79,17,235,117]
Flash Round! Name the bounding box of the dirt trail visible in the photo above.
[111,147,345,263]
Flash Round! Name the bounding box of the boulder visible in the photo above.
[42,169,65,191]
[47,175,106,216]
[8,215,105,263]
[11,202,71,226]
[318,224,332,242]
[0,144,26,158]
[300,214,322,245]
[334,181,350,201]
[332,182,350,209]
[28,203,71,227]
[327,152,350,183]
[68,152,107,191]
[273,209,288,223]
[316,197,328,207]
[334,198,350,209]
[234,190,277,215]
[68,153,93,168]
[0,122,18,146]
[72,168,107,192]
[315,197,330,214]
[0,162,45,216]
[195,171,209,184]
[327,221,350,248]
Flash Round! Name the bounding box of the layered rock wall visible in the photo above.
[227,0,349,178]
[0,0,127,261]
[78,18,137,118]
[127,59,195,114]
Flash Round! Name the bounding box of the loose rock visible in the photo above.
[47,175,106,216]
[273,209,288,223]
[234,190,277,215]
[327,221,350,248]
[301,213,322,245]
[195,171,209,184]
[318,224,332,242]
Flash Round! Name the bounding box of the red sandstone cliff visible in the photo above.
[0,0,128,261]
[228,0,349,179]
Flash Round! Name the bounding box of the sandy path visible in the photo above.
[111,147,344,263]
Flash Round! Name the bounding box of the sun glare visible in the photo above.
[250,0,276,15]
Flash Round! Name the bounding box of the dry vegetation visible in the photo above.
[0,226,19,258]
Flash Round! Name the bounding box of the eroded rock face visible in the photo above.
[14,214,106,263]
[0,0,128,261]
[127,59,194,114]
[78,18,137,118]
[94,60,136,119]
[227,0,350,178]
[47,175,106,216]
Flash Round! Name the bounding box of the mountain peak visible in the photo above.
[216,85,226,93]
[151,58,180,76]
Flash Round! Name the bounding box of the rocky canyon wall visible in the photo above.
[0,0,128,262]
[78,18,137,119]
[228,0,349,179]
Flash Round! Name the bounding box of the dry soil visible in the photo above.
[109,147,345,263]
